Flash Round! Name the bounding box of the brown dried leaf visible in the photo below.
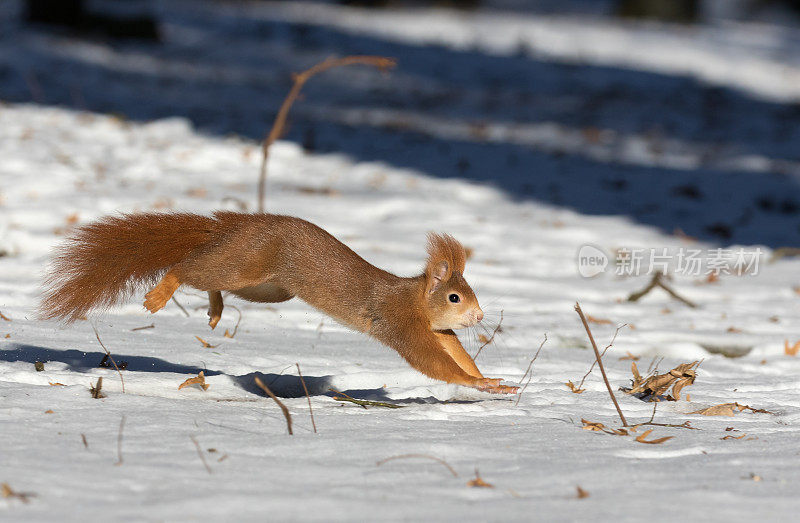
[576,486,590,499]
[785,339,800,356]
[566,381,586,394]
[586,315,613,325]
[626,360,698,400]
[223,329,234,339]
[721,434,747,440]
[48,382,66,386]
[634,429,674,444]
[727,326,742,333]
[44,409,54,414]
[0,311,11,321]
[619,351,640,361]
[179,371,209,391]
[581,419,606,431]
[467,470,494,488]
[1,483,35,504]
[195,336,219,349]
[691,403,737,416]
[477,334,490,344]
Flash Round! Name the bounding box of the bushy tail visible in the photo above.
[41,212,216,322]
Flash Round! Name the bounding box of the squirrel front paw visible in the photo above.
[473,378,519,395]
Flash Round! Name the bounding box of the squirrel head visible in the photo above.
[423,233,483,331]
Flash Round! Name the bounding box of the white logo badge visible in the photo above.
[577,244,608,278]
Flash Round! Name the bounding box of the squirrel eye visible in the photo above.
[448,293,460,303]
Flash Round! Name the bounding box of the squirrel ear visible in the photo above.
[427,260,449,294]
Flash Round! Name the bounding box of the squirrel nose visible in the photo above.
[476,309,484,322]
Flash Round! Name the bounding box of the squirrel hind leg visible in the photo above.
[207,291,223,329]
[143,270,181,314]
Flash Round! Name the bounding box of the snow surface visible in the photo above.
[1,1,800,521]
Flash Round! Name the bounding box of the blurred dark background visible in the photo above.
[3,0,800,248]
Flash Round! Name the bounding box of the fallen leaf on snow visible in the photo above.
[467,470,493,488]
[195,336,219,349]
[634,429,673,445]
[566,381,586,394]
[576,486,590,499]
[784,339,800,356]
[179,371,209,391]
[586,315,612,325]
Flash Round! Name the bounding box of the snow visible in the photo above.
[1,1,800,521]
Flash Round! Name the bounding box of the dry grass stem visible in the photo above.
[190,436,212,474]
[92,326,125,393]
[575,302,628,427]
[576,323,626,390]
[329,388,404,409]
[627,273,697,308]
[473,310,503,359]
[254,376,293,435]
[515,334,547,406]
[376,454,458,477]
[115,415,126,466]
[224,305,243,339]
[257,55,396,211]
[171,296,190,317]
[131,323,155,331]
[296,363,317,433]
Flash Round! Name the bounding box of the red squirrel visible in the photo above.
[41,212,517,394]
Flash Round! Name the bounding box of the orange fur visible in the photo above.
[40,212,517,394]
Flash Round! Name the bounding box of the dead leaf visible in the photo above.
[691,403,736,416]
[566,381,586,394]
[48,382,66,386]
[576,486,590,499]
[224,329,234,338]
[581,419,606,431]
[784,339,800,356]
[726,326,742,333]
[624,360,698,401]
[477,334,490,344]
[721,434,747,440]
[586,315,612,325]
[619,351,640,361]
[634,429,673,444]
[1,483,35,504]
[691,402,773,417]
[44,409,54,414]
[195,336,219,349]
[0,311,10,321]
[467,470,493,488]
[179,371,209,391]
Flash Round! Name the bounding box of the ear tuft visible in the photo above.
[424,233,466,293]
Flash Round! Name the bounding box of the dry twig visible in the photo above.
[376,454,458,477]
[575,303,628,427]
[92,326,125,393]
[473,310,503,359]
[254,376,293,435]
[627,273,697,308]
[515,334,547,406]
[296,363,317,433]
[171,296,190,317]
[115,415,126,466]
[257,55,396,211]
[576,323,626,391]
[329,388,404,409]
[190,436,212,474]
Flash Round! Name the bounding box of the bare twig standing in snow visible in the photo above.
[575,303,628,427]
[254,376,293,435]
[257,55,396,211]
